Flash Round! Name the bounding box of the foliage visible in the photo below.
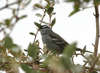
[0,0,100,73]
[64,0,91,16]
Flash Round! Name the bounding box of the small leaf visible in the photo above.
[69,9,79,17]
[61,43,77,69]
[34,22,41,28]
[35,13,42,17]
[34,4,44,9]
[21,64,35,73]
[29,32,35,35]
[61,56,71,69]
[19,15,27,19]
[46,7,54,15]
[51,18,56,27]
[28,43,39,59]
[63,43,76,57]
[68,0,80,16]
[4,19,11,27]
[45,4,50,9]
[4,36,13,49]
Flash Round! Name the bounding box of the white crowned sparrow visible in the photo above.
[39,25,81,53]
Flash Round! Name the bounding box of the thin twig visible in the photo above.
[33,10,46,43]
[86,66,100,71]
[33,29,39,43]
[0,1,19,11]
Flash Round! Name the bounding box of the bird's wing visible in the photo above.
[49,31,69,48]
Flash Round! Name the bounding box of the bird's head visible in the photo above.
[40,25,50,29]
[39,25,52,35]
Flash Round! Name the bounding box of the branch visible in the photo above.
[89,57,99,72]
[89,0,100,72]
[94,0,99,57]
[0,1,19,11]
[86,66,100,71]
[33,10,46,43]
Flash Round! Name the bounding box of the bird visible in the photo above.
[39,25,81,54]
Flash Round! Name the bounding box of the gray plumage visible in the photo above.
[40,25,69,53]
[39,25,92,54]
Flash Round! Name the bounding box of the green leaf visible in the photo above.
[34,22,41,29]
[63,43,76,57]
[19,15,27,19]
[21,64,35,73]
[60,43,77,69]
[66,0,80,16]
[61,56,71,69]
[29,32,35,36]
[46,7,54,15]
[34,4,43,9]
[4,19,11,27]
[4,36,13,49]
[35,13,42,17]
[51,18,56,27]
[45,4,50,9]
[69,9,79,17]
[3,36,22,57]
[28,43,39,59]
